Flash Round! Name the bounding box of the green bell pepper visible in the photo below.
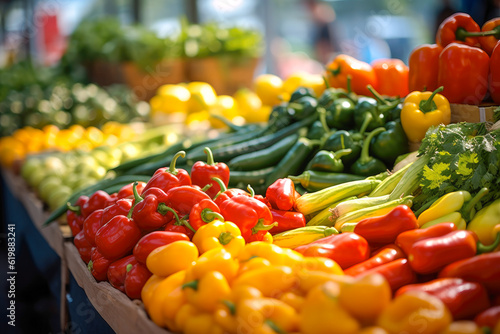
[350,127,387,177]
[325,97,356,130]
[289,86,316,102]
[370,120,409,167]
[267,104,295,132]
[288,96,318,120]
[322,130,361,167]
[305,148,352,173]
[353,86,401,131]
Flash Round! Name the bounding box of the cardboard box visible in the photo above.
[450,103,497,123]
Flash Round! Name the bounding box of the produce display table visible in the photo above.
[0,169,167,334]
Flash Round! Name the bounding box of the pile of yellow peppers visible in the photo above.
[141,220,487,334]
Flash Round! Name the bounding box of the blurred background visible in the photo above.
[1,0,499,75]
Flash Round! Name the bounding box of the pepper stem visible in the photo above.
[247,185,255,197]
[461,188,489,222]
[476,232,500,254]
[201,208,224,223]
[128,182,140,219]
[333,148,353,159]
[359,127,386,163]
[203,147,215,166]
[87,260,93,272]
[169,151,186,175]
[181,280,199,291]
[346,75,352,94]
[358,112,373,136]
[322,75,330,89]
[218,231,234,245]
[317,107,330,134]
[455,26,500,41]
[222,300,236,315]
[329,65,341,77]
[126,264,133,272]
[211,177,228,200]
[419,86,444,113]
[157,202,170,216]
[251,219,278,234]
[201,183,213,192]
[264,319,286,334]
[367,84,389,105]
[67,202,81,215]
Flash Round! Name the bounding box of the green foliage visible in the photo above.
[414,122,500,210]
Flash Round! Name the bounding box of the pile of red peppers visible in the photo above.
[409,13,500,105]
[67,149,307,300]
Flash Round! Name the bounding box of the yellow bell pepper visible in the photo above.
[297,269,350,293]
[236,297,300,334]
[186,81,217,114]
[232,265,296,298]
[440,321,482,334]
[146,270,186,328]
[238,256,272,275]
[279,291,306,311]
[262,231,273,244]
[141,274,164,310]
[161,279,187,331]
[400,87,451,142]
[376,291,452,334]
[214,285,263,333]
[183,312,225,334]
[238,241,302,267]
[188,247,239,282]
[467,198,500,245]
[358,327,389,334]
[300,281,360,334]
[182,270,231,312]
[418,188,488,229]
[294,256,344,274]
[146,240,199,277]
[338,273,392,326]
[192,220,245,255]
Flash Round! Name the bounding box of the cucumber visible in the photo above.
[288,170,365,192]
[228,167,275,188]
[228,134,299,171]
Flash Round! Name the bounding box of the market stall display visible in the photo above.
[1,10,500,334]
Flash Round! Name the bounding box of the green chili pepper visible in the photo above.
[267,104,295,132]
[353,86,400,131]
[370,120,409,166]
[306,148,352,173]
[350,127,387,177]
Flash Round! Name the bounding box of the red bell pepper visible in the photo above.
[81,190,113,218]
[475,306,500,330]
[396,222,457,256]
[353,205,419,246]
[371,58,409,97]
[188,198,224,231]
[117,181,146,200]
[408,230,478,274]
[101,198,133,226]
[74,230,92,264]
[396,278,491,320]
[163,208,196,239]
[344,244,406,277]
[358,258,417,293]
[408,44,443,92]
[124,262,152,300]
[66,195,89,236]
[268,209,306,235]
[219,193,276,242]
[254,194,272,208]
[88,247,112,282]
[131,184,173,231]
[107,255,137,292]
[438,43,490,105]
[133,231,190,264]
[212,177,249,207]
[295,233,370,269]
[436,13,481,48]
[164,185,211,216]
[438,252,500,295]
[95,209,142,261]
[82,209,104,247]
[143,151,191,193]
[479,18,500,56]
[105,193,118,207]
[490,41,500,105]
[190,147,230,198]
[265,178,299,211]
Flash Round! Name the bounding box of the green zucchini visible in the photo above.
[288,170,365,192]
[228,134,299,171]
